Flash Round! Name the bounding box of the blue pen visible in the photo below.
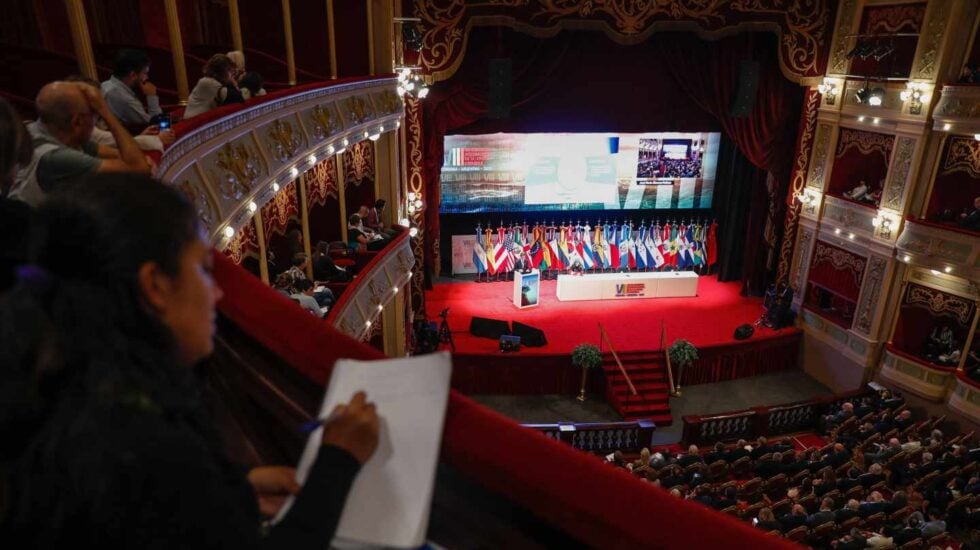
[298,410,342,434]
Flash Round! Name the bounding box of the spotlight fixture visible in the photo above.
[868,88,885,107]
[855,86,871,104]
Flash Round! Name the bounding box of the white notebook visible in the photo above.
[276,352,452,548]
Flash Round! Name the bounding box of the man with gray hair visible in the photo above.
[11,81,148,206]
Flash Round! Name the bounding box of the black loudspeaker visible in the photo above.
[487,58,512,119]
[730,59,760,117]
[469,316,511,339]
[512,321,547,347]
[734,324,755,340]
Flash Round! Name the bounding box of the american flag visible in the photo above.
[503,231,518,272]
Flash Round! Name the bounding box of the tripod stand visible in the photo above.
[438,308,455,351]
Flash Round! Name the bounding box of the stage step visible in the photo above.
[601,354,673,426]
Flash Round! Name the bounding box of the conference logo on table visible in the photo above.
[615,283,646,297]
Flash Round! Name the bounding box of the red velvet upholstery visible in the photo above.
[213,251,795,548]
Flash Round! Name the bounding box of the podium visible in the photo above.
[513,269,540,309]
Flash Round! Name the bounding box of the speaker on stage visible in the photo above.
[488,58,512,119]
[511,321,547,347]
[730,59,760,117]
[469,316,511,339]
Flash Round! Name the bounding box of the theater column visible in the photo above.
[163,0,190,104]
[367,0,394,76]
[337,153,348,243]
[326,0,338,79]
[299,173,314,279]
[64,0,97,80]
[228,0,243,52]
[281,0,297,85]
[252,211,270,285]
[382,288,407,357]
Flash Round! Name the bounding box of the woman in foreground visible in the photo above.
[0,173,378,548]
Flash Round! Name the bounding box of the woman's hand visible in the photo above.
[321,391,379,464]
[247,465,300,518]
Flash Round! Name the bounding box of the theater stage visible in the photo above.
[427,273,801,424]
[427,273,794,355]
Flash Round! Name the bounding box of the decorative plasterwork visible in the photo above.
[806,122,834,190]
[881,136,916,212]
[822,196,875,234]
[948,375,980,426]
[156,78,403,247]
[414,0,835,83]
[800,308,877,365]
[880,348,954,402]
[777,90,821,286]
[864,4,926,34]
[812,241,868,287]
[896,219,980,279]
[855,255,888,335]
[940,136,980,178]
[910,0,953,82]
[933,86,980,132]
[836,128,894,162]
[405,97,426,312]
[792,227,816,294]
[905,284,976,325]
[828,0,860,76]
[328,234,415,341]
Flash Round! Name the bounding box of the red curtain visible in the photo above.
[924,136,980,233]
[261,180,301,268]
[806,240,867,302]
[827,127,894,207]
[307,157,343,244]
[422,29,802,291]
[342,140,376,220]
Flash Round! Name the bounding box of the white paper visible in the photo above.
[277,352,452,549]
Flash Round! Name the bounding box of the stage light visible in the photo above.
[834,228,841,235]
[858,115,866,122]
[873,117,880,124]
[868,88,885,106]
[392,286,399,293]
[223,226,235,238]
[327,145,335,154]
[365,320,372,328]
[247,201,257,213]
[848,233,855,240]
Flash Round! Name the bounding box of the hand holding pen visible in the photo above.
[301,391,380,465]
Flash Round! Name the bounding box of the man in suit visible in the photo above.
[865,438,902,466]
[754,453,783,479]
[822,402,854,433]
[827,443,851,468]
[677,445,703,468]
[704,442,726,465]
[751,436,773,459]
[858,491,887,517]
[893,409,914,431]
[779,504,808,532]
[836,499,862,523]
[726,440,750,463]
[808,498,836,527]
[859,463,886,489]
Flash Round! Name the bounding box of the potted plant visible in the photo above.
[668,339,699,396]
[571,343,603,402]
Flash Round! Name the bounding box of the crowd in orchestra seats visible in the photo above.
[661,158,703,178]
[606,388,980,549]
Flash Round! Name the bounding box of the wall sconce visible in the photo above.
[817,78,838,105]
[900,82,929,115]
[397,68,429,99]
[796,189,820,214]
[872,212,894,239]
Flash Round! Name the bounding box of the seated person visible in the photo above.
[348,213,386,252]
[64,75,174,150]
[226,51,267,100]
[312,241,351,282]
[100,48,162,133]
[959,196,980,231]
[183,54,245,119]
[924,324,957,363]
[778,504,808,532]
[287,253,334,307]
[363,200,398,239]
[291,279,327,318]
[676,445,703,468]
[11,81,150,206]
[754,507,781,531]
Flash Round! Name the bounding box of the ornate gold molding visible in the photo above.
[836,128,894,162]
[777,89,821,285]
[807,122,834,189]
[828,0,860,76]
[213,141,261,202]
[906,284,975,325]
[405,96,426,312]
[882,136,916,212]
[414,0,834,83]
[792,227,815,293]
[266,119,304,164]
[910,0,952,82]
[855,255,888,335]
[940,136,980,178]
[812,241,867,287]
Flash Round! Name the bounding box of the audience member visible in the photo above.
[11,81,149,206]
[291,278,326,318]
[755,507,781,531]
[183,54,245,120]
[348,213,385,252]
[239,72,266,101]
[779,504,808,531]
[312,241,350,282]
[0,173,379,546]
[101,49,162,131]
[63,74,173,149]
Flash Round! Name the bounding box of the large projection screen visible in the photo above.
[440,132,720,214]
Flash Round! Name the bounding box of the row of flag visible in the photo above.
[472,221,718,275]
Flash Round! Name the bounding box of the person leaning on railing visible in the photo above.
[183,54,246,120]
[0,174,379,548]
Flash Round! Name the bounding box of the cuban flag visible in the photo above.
[580,225,595,269]
[472,229,488,274]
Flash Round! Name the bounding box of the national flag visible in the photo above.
[706,221,718,267]
[550,228,566,270]
[472,229,488,274]
[619,225,632,270]
[646,229,665,268]
[675,225,689,269]
[535,225,551,270]
[608,224,620,268]
[685,225,699,268]
[635,227,647,270]
[580,225,595,269]
[667,223,679,267]
[593,225,606,268]
[484,229,497,275]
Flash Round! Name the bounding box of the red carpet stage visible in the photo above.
[426,274,802,425]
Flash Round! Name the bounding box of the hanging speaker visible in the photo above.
[487,58,512,119]
[730,60,760,117]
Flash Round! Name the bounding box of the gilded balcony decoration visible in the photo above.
[896,220,980,279]
[344,95,372,126]
[949,374,980,426]
[373,90,404,116]
[880,347,956,402]
[177,178,218,231]
[213,141,260,202]
[309,103,343,141]
[413,0,835,83]
[881,136,916,212]
[854,255,888,335]
[806,123,834,190]
[941,137,980,178]
[266,118,304,165]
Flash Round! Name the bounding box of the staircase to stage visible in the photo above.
[602,351,673,426]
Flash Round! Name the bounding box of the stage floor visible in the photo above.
[426,273,793,356]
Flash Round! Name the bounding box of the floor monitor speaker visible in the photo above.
[511,321,547,347]
[469,316,511,339]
